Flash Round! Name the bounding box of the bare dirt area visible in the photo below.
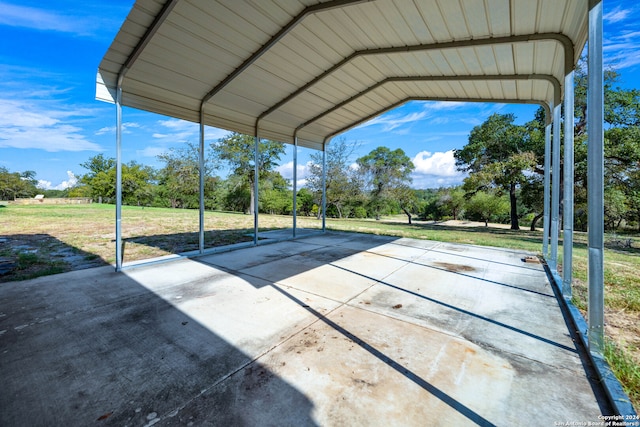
[607,309,640,358]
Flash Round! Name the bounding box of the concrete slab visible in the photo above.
[0,231,611,426]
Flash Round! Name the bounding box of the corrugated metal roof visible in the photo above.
[97,0,588,150]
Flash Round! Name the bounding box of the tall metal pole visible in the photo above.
[322,142,327,232]
[550,104,561,271]
[115,76,123,272]
[254,135,260,245]
[563,71,575,298]
[198,114,205,253]
[587,0,605,354]
[543,121,551,258]
[293,137,298,238]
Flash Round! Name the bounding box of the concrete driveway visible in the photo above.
[0,231,610,426]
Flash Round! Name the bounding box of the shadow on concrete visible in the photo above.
[192,233,515,426]
[122,227,323,263]
[2,231,616,426]
[123,228,255,256]
[194,232,615,421]
[270,286,497,426]
[0,265,317,426]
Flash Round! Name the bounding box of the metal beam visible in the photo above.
[121,0,179,74]
[563,70,575,297]
[324,97,551,143]
[258,33,573,124]
[587,0,605,354]
[201,0,370,106]
[543,121,551,257]
[295,74,560,135]
[550,104,561,271]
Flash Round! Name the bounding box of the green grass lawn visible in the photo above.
[1,203,638,410]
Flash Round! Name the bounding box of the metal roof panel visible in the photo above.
[97,0,589,148]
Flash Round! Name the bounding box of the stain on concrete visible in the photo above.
[433,262,476,273]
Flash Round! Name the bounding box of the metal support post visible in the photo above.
[198,112,205,253]
[587,0,605,354]
[322,143,327,232]
[550,104,561,271]
[115,76,124,272]
[254,135,260,244]
[543,122,551,258]
[563,71,575,298]
[293,138,298,238]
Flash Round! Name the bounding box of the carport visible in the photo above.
[91,0,630,416]
[96,0,605,353]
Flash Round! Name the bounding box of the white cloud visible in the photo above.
[157,119,195,130]
[37,171,78,190]
[604,6,630,24]
[136,146,167,158]
[277,161,309,188]
[602,5,640,70]
[411,150,466,189]
[95,122,141,135]
[0,99,102,152]
[412,150,461,177]
[604,30,640,69]
[422,101,467,111]
[360,111,429,131]
[152,119,196,141]
[0,1,127,38]
[0,2,79,33]
[151,119,230,143]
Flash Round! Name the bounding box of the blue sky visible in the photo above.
[1,1,639,191]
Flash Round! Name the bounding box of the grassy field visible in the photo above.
[1,203,638,409]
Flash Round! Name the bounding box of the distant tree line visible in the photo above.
[3,60,639,231]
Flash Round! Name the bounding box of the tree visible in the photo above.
[439,187,466,220]
[574,58,640,136]
[356,146,415,221]
[0,167,38,200]
[393,184,418,224]
[79,155,157,205]
[465,191,510,227]
[307,137,361,219]
[571,60,640,230]
[454,113,536,230]
[421,189,444,221]
[157,142,216,209]
[259,170,292,215]
[122,161,157,206]
[295,188,315,216]
[211,133,285,215]
[80,154,116,202]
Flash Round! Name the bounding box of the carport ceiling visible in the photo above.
[97,0,588,151]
